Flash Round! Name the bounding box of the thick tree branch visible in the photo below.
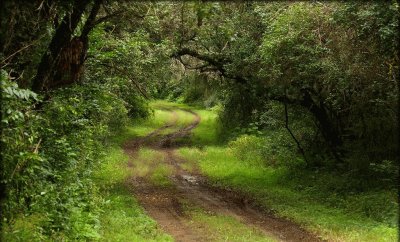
[92,10,124,27]
[81,0,103,39]
[172,47,248,84]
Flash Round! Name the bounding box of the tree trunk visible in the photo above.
[48,0,103,90]
[301,91,343,162]
[31,0,90,92]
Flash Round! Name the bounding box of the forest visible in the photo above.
[1,1,399,241]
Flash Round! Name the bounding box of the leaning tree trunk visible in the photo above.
[31,0,92,92]
[48,0,103,90]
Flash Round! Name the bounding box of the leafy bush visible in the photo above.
[229,132,304,168]
[1,70,42,222]
[228,135,264,164]
[1,72,133,240]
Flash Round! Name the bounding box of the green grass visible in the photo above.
[151,100,220,146]
[184,206,276,242]
[133,148,173,187]
[130,149,161,176]
[93,144,173,242]
[178,157,197,173]
[127,109,175,138]
[176,104,398,242]
[158,109,196,135]
[150,100,200,136]
[92,107,174,241]
[150,164,173,187]
[1,214,45,241]
[174,109,196,128]
[190,108,219,146]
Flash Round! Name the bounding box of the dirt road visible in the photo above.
[123,107,321,242]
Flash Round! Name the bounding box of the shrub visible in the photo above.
[228,132,304,168]
[228,135,264,164]
[1,72,132,239]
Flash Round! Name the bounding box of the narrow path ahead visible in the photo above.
[123,107,321,242]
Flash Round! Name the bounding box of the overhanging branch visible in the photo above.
[172,47,248,84]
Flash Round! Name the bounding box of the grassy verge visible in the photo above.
[176,106,398,242]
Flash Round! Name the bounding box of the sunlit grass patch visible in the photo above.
[174,109,196,128]
[151,101,199,135]
[130,109,176,137]
[157,108,196,135]
[184,206,276,242]
[190,109,219,146]
[108,108,175,146]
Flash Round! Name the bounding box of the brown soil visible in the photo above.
[123,108,323,242]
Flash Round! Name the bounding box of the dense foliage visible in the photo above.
[167,2,399,170]
[1,1,398,240]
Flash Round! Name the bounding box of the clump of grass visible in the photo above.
[184,206,276,242]
[132,148,173,187]
[150,164,174,187]
[178,158,197,173]
[132,149,161,176]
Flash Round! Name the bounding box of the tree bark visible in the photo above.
[48,0,103,90]
[31,0,91,92]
